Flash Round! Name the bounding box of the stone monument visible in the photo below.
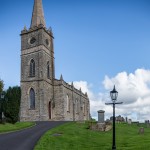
[98,110,105,123]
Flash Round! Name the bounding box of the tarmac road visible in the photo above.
[0,121,67,150]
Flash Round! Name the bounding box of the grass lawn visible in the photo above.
[0,122,35,133]
[34,122,150,150]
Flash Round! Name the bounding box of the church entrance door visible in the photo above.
[49,101,51,119]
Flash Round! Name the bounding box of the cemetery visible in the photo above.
[34,121,150,150]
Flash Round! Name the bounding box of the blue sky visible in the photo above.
[1,0,150,121]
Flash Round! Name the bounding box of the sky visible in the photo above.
[1,0,150,122]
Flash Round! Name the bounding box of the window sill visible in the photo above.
[28,76,35,78]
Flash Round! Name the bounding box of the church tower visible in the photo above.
[20,0,55,121]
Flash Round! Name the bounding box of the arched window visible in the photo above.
[30,59,35,77]
[47,61,50,78]
[83,103,86,115]
[83,102,85,115]
[66,95,69,112]
[29,88,35,109]
[76,99,78,113]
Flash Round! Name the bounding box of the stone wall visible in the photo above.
[53,79,90,121]
[20,80,54,121]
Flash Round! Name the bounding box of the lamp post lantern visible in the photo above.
[110,86,118,102]
[105,85,123,150]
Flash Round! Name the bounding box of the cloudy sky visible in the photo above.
[1,0,150,122]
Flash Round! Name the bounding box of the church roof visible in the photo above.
[30,0,46,28]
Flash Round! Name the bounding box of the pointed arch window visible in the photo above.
[76,99,79,113]
[47,61,50,79]
[29,88,35,109]
[30,59,35,77]
[83,102,85,115]
[66,95,70,112]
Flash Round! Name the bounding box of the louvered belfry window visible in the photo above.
[30,59,35,77]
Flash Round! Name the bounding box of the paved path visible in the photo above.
[0,121,67,150]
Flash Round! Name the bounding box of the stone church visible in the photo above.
[20,0,90,121]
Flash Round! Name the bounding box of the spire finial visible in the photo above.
[71,82,74,87]
[24,25,27,30]
[80,88,82,92]
[85,92,88,97]
[113,85,116,91]
[30,0,46,28]
[60,74,63,81]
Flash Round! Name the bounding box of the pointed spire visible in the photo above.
[60,74,63,81]
[80,88,82,92]
[85,92,88,97]
[71,82,73,86]
[71,82,74,88]
[24,25,27,31]
[30,0,46,28]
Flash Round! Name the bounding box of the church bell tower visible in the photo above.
[20,0,55,121]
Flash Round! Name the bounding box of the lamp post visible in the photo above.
[105,85,123,150]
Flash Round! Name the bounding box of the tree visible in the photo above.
[4,86,21,124]
[0,79,4,123]
[0,79,4,93]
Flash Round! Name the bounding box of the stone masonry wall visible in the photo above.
[53,79,90,121]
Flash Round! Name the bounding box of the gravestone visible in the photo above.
[125,117,128,123]
[139,127,144,134]
[128,119,132,125]
[97,110,105,123]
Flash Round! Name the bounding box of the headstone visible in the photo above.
[139,127,144,134]
[97,110,105,123]
[125,117,128,123]
[145,120,149,124]
[145,120,150,127]
[128,119,132,124]
[52,133,62,136]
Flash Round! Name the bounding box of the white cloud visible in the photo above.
[103,69,150,104]
[72,81,112,120]
[72,81,94,99]
[73,68,150,122]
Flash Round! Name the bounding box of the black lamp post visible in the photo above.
[105,85,123,150]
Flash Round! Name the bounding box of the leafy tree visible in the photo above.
[4,86,21,124]
[0,79,4,93]
[0,79,4,123]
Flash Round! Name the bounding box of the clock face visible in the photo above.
[30,37,36,44]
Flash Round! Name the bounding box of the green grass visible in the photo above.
[34,122,150,150]
[0,122,35,133]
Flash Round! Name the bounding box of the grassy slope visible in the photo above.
[34,122,150,150]
[117,123,150,149]
[0,122,35,133]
